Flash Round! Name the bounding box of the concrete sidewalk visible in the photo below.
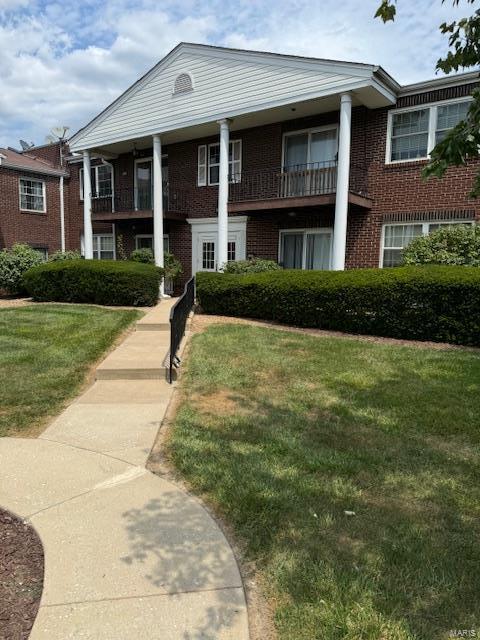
[0,301,249,640]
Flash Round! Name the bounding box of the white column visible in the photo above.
[82,150,94,259]
[332,92,352,271]
[217,118,230,271]
[59,175,65,252]
[153,134,165,297]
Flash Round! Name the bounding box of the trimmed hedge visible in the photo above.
[23,260,163,306]
[196,266,480,346]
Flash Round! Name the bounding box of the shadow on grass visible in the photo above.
[167,325,480,640]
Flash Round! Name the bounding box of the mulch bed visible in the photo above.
[0,509,44,640]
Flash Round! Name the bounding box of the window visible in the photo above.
[387,98,471,163]
[197,140,242,186]
[436,101,470,143]
[173,73,193,94]
[93,234,115,260]
[279,229,332,270]
[80,164,113,199]
[202,241,215,270]
[381,220,474,266]
[134,234,170,255]
[19,178,45,213]
[33,247,48,260]
[227,241,236,262]
[283,127,338,168]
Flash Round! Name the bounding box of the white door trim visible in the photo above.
[188,216,247,274]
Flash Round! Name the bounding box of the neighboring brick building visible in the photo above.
[2,43,479,284]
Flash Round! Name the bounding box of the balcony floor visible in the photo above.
[91,209,187,222]
[228,191,372,213]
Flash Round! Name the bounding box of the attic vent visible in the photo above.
[173,73,193,95]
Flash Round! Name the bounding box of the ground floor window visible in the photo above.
[92,234,115,260]
[279,229,332,270]
[33,247,48,260]
[381,220,474,267]
[134,234,170,254]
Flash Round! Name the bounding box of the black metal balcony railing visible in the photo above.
[91,183,188,215]
[229,161,368,203]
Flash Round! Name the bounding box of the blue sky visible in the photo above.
[0,0,471,148]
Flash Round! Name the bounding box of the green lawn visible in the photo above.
[169,324,480,640]
[0,304,140,437]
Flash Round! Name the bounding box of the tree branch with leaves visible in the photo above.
[376,0,480,196]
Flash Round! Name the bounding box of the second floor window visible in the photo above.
[197,140,242,186]
[19,178,46,213]
[387,99,471,162]
[80,164,113,199]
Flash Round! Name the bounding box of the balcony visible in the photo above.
[228,162,371,212]
[91,183,188,221]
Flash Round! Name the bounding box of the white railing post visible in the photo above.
[332,92,352,270]
[82,150,94,259]
[217,118,230,271]
[153,134,165,297]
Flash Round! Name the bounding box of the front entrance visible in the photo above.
[189,217,247,274]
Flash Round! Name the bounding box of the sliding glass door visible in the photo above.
[280,230,332,270]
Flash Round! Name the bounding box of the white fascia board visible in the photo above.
[187,216,249,225]
[70,78,378,152]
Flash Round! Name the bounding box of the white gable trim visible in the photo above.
[70,43,397,152]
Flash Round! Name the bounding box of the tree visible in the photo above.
[375,1,480,195]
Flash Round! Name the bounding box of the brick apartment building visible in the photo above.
[2,43,479,285]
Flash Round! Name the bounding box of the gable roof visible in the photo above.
[69,42,399,151]
[0,147,67,176]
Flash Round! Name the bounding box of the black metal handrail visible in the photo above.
[168,276,195,383]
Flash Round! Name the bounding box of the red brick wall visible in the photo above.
[0,167,63,253]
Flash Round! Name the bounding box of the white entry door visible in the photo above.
[190,217,247,275]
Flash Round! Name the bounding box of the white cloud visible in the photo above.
[0,0,472,147]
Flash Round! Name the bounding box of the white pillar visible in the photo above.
[153,134,165,297]
[82,150,94,259]
[332,92,352,271]
[217,118,230,271]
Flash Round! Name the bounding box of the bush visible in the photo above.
[164,251,183,281]
[196,266,480,346]
[130,248,154,264]
[49,250,82,262]
[23,260,164,306]
[403,225,480,266]
[223,258,281,274]
[0,244,44,295]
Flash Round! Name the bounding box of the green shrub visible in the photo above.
[0,244,44,295]
[23,260,164,306]
[403,225,480,266]
[164,251,183,281]
[130,248,154,264]
[196,266,480,346]
[49,250,82,262]
[223,257,281,274]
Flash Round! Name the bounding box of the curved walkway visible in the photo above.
[0,302,249,640]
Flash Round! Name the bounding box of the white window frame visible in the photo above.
[134,234,170,253]
[19,177,46,213]
[385,97,472,164]
[80,163,114,200]
[197,140,242,186]
[379,219,475,267]
[279,227,333,270]
[282,125,339,167]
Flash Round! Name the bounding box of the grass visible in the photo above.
[0,304,140,437]
[168,324,480,640]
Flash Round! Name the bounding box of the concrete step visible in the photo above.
[135,298,177,332]
[96,331,170,380]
